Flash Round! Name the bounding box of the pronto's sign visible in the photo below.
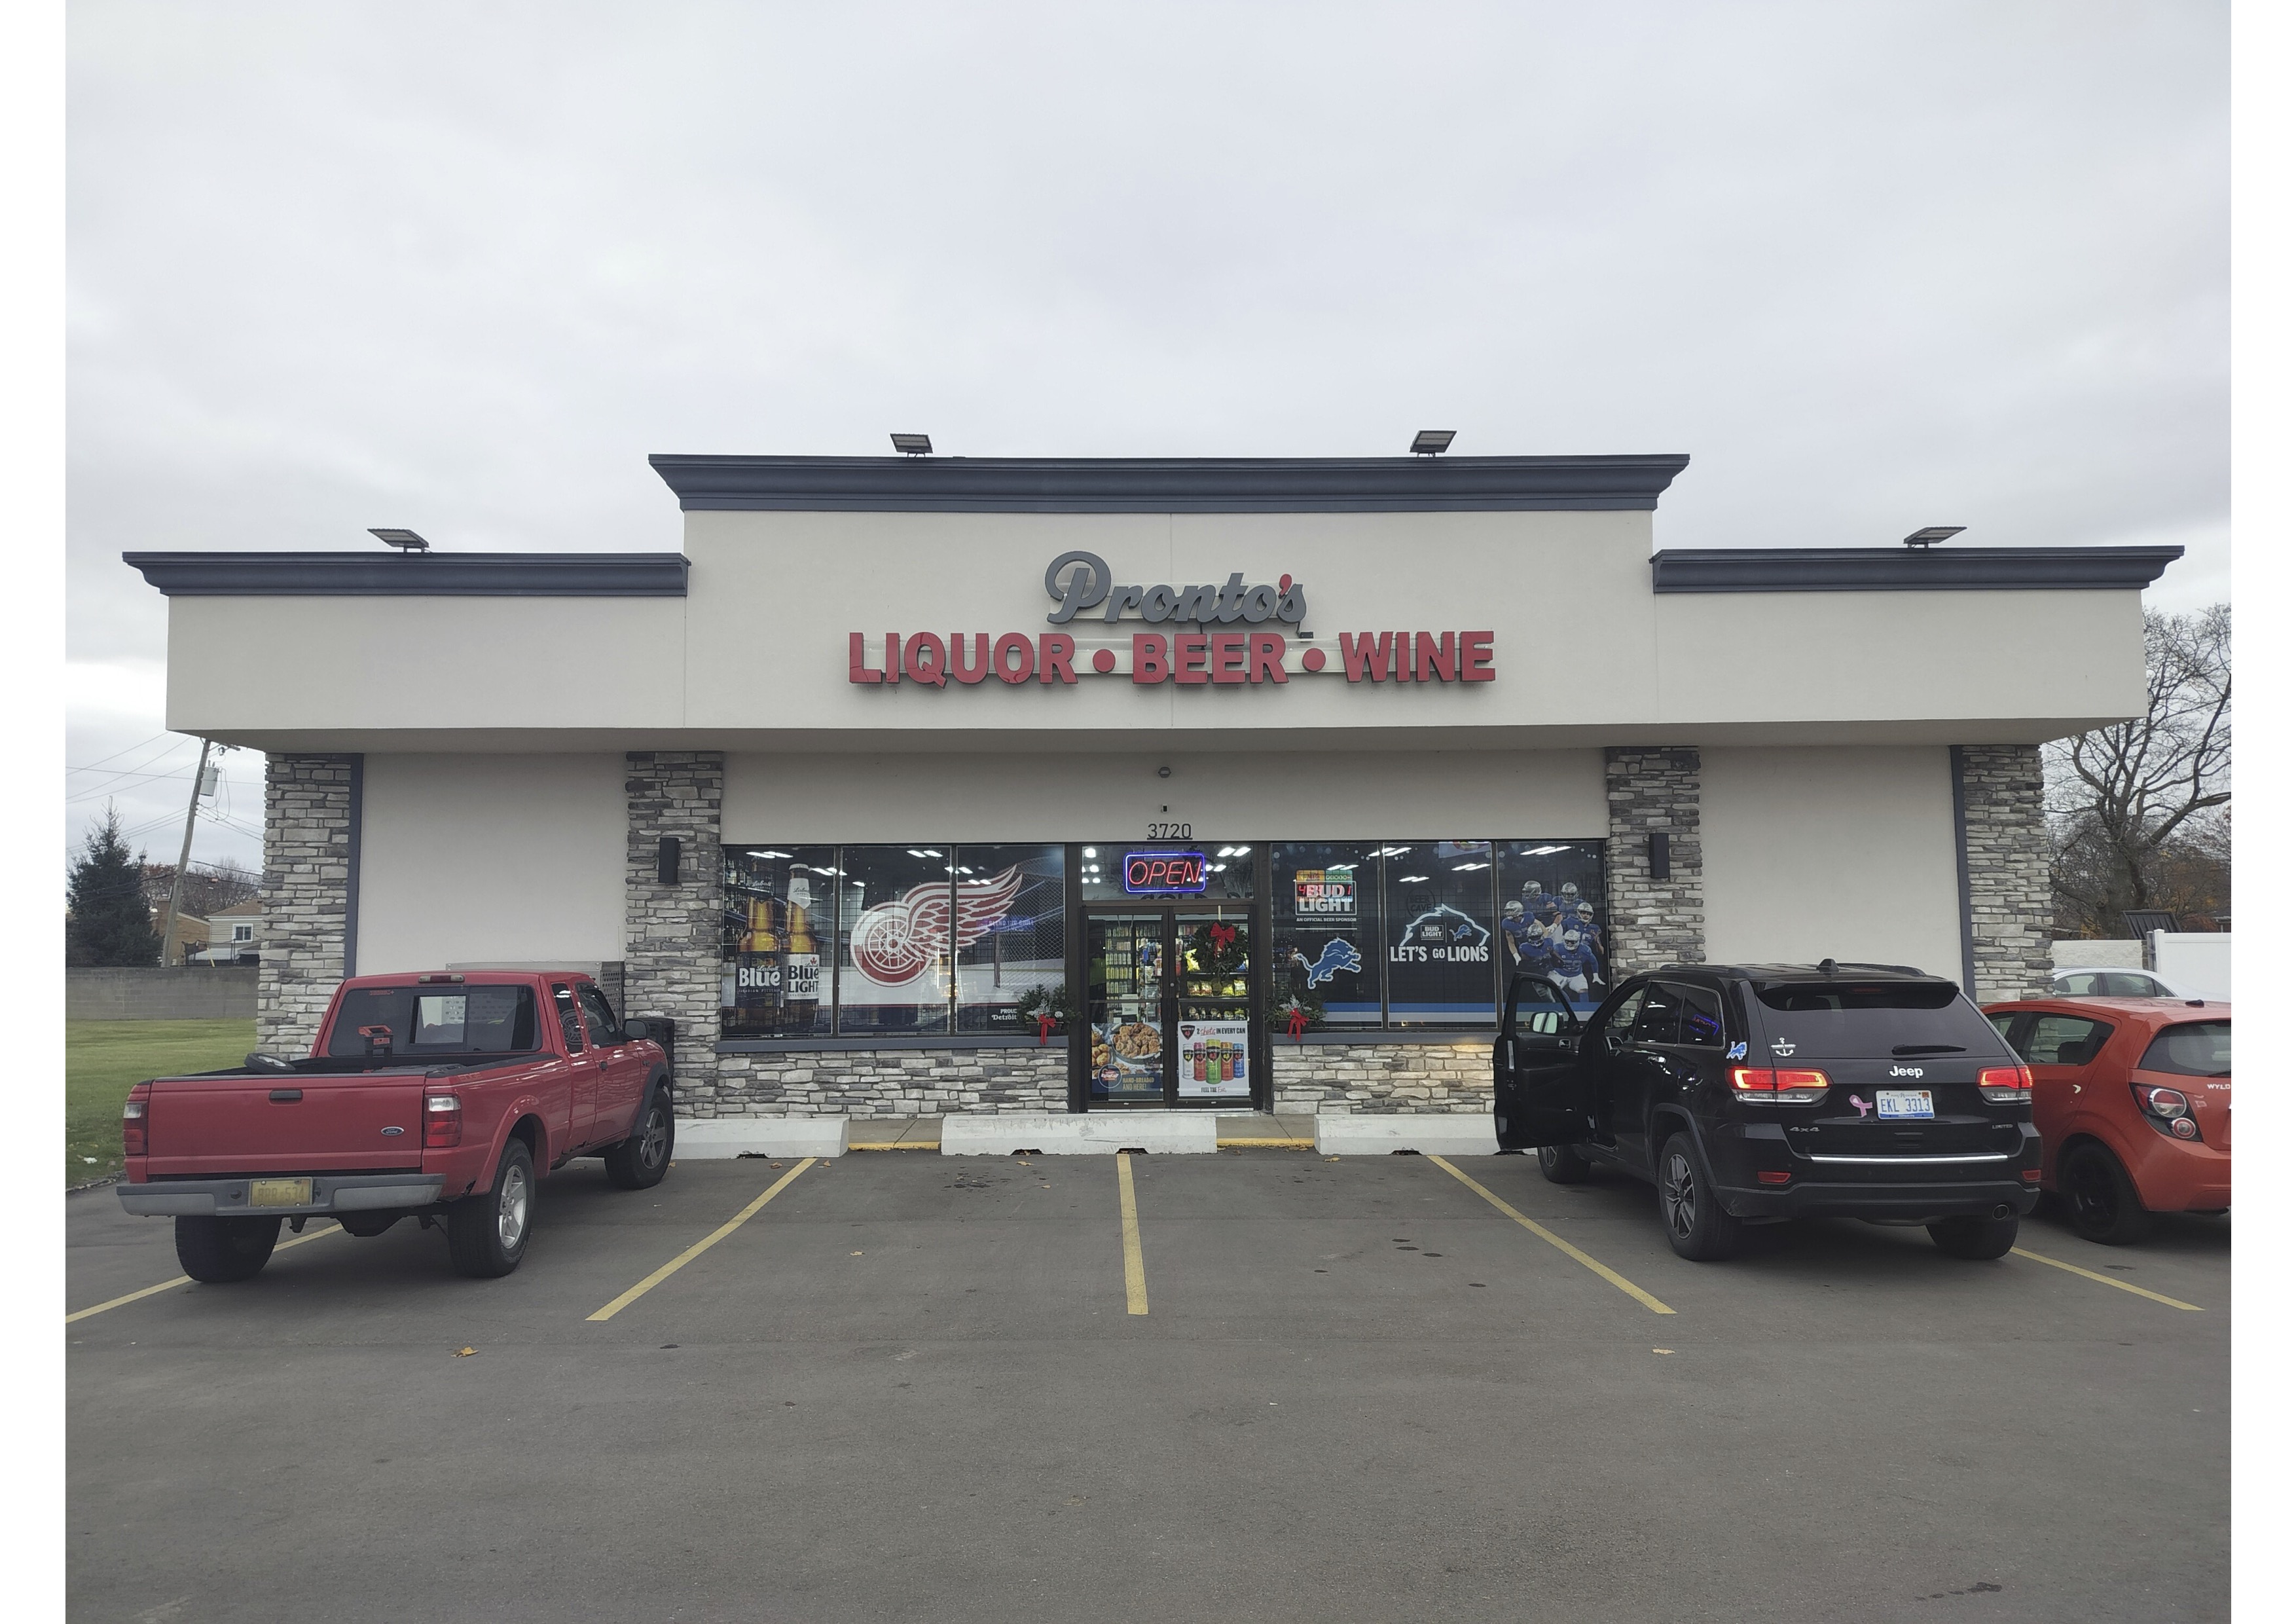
[846,553,1493,688]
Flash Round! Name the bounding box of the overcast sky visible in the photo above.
[65,0,2229,872]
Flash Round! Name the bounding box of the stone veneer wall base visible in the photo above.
[624,752,724,1101]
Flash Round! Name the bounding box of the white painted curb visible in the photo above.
[1313,1115,1498,1157]
[673,1118,848,1159]
[940,1113,1218,1155]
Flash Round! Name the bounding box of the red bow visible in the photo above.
[1037,1013,1057,1045]
[1209,923,1237,951]
[1286,1007,1308,1042]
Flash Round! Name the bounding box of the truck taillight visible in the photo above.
[1728,1066,1831,1103]
[122,1084,151,1157]
[1978,1064,2033,1105]
[424,1094,462,1149]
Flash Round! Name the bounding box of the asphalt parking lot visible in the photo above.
[66,1147,2229,1624]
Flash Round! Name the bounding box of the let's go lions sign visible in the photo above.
[847,551,1494,689]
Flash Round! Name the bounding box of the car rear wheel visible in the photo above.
[1927,1213,2018,1259]
[448,1139,534,1278]
[1657,1134,1743,1261]
[1537,1143,1592,1185]
[2062,1143,2153,1246]
[602,1089,674,1190]
[175,1215,281,1283]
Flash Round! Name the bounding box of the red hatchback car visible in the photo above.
[1982,996,2231,1244]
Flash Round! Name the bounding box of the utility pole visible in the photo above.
[158,739,214,968]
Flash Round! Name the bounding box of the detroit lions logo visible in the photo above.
[1291,938,1363,987]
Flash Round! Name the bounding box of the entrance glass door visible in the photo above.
[1085,913,1167,1105]
[1084,907,1257,1107]
[1175,908,1252,1103]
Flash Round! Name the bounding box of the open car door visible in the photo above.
[1493,974,1592,1151]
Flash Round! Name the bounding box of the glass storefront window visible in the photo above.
[1271,841,1383,1027]
[721,846,836,1037]
[835,846,955,1035]
[953,844,1068,1032]
[1495,840,1612,1012]
[1381,840,1497,1026]
[1078,843,1257,903]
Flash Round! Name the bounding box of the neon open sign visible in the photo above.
[1124,852,1208,894]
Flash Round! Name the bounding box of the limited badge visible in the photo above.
[1726,1041,1747,1061]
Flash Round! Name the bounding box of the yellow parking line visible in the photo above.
[2009,1246,2203,1311]
[1116,1152,1149,1315]
[587,1159,814,1322]
[1427,1156,1676,1316]
[65,1222,343,1324]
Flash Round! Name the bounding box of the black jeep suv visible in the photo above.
[1493,963,2041,1261]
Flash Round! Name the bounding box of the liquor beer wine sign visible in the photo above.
[847,551,1494,688]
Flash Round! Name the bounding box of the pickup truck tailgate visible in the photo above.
[144,1073,432,1175]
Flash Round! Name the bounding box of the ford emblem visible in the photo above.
[380,1126,405,1137]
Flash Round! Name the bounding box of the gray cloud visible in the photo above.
[67,0,2229,861]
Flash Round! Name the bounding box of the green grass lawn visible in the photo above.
[67,1018,256,1187]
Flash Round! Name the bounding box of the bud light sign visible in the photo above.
[1125,852,1208,895]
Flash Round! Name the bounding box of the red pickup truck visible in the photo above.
[117,971,676,1282]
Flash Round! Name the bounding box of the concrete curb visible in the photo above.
[1313,1115,1498,1156]
[674,1118,848,1159]
[941,1113,1218,1156]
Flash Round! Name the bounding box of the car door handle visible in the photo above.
[596,1060,609,1070]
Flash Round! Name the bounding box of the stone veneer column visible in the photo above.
[625,751,723,1104]
[1954,744,2053,1001]
[257,754,359,1054]
[1603,747,1705,977]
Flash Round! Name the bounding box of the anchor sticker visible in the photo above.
[1770,1039,1796,1058]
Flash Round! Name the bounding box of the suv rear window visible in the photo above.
[1753,980,2005,1059]
[2136,1021,2231,1078]
[327,985,541,1057]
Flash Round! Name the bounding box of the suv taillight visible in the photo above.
[122,1083,151,1157]
[1729,1066,1831,1104]
[424,1093,462,1149]
[1978,1064,2032,1105]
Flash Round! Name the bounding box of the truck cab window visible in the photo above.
[553,985,586,1054]
[577,985,625,1046]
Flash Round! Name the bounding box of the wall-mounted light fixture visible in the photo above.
[1649,832,1671,881]
[657,836,682,885]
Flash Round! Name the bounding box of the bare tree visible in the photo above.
[2047,603,2231,936]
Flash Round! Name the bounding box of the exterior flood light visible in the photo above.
[1410,430,1456,456]
[1903,526,1965,549]
[369,528,429,552]
[890,434,934,456]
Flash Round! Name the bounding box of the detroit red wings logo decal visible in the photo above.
[848,866,1030,986]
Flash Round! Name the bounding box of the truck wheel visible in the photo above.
[175,1215,281,1283]
[2062,1143,2153,1246]
[1538,1143,1592,1185]
[1658,1133,1743,1261]
[1927,1213,2018,1259]
[602,1090,674,1190]
[448,1140,534,1278]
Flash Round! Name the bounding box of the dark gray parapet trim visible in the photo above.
[649,454,1691,513]
[1650,546,2183,593]
[123,552,691,597]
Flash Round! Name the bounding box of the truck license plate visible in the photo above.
[249,1177,312,1208]
[1876,1090,1935,1120]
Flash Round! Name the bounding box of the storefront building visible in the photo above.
[127,452,2179,1118]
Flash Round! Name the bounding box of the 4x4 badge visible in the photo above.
[1726,1041,1747,1060]
[1770,1039,1796,1057]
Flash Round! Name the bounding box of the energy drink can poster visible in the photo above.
[1176,1018,1250,1099]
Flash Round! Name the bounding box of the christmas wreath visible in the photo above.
[1184,920,1250,979]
